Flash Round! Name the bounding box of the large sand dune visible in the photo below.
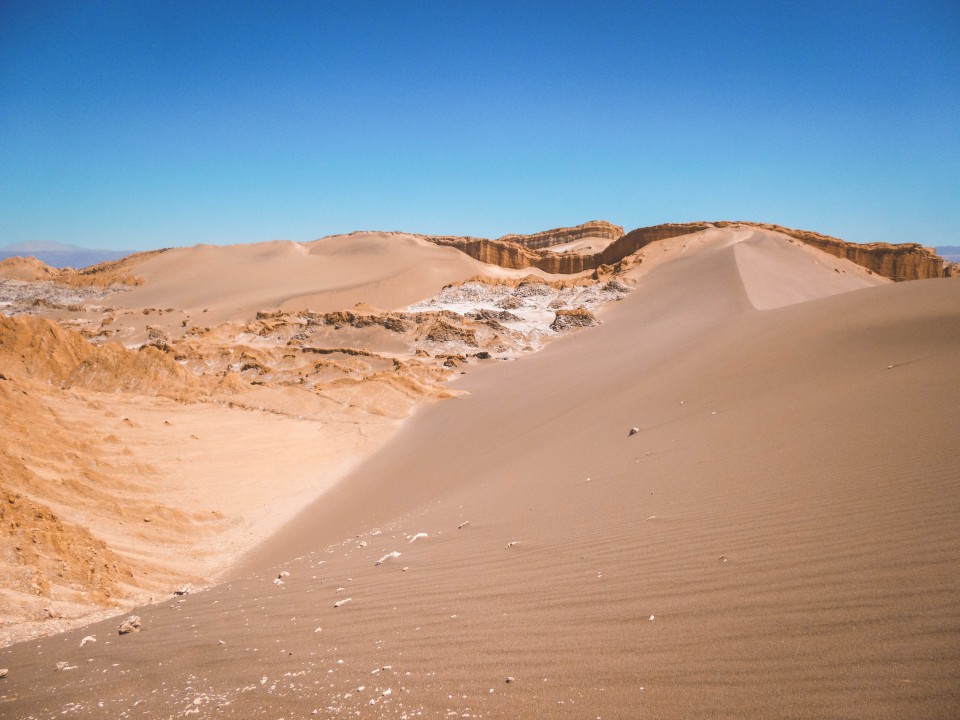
[111,232,514,326]
[1,226,956,718]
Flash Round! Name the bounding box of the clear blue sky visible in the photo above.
[1,1,958,251]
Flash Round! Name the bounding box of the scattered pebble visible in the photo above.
[376,551,401,566]
[506,541,520,548]
[80,635,96,647]
[505,676,514,684]
[408,533,428,543]
[0,668,7,679]
[118,615,141,635]
[457,521,470,529]
[628,427,639,436]
[334,598,352,608]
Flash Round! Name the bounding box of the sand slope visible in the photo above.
[110,233,509,325]
[1,229,957,718]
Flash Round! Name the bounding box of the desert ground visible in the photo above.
[0,222,957,718]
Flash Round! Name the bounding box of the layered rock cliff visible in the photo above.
[420,221,953,281]
[497,220,624,250]
[718,222,954,281]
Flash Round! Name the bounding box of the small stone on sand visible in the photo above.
[118,615,141,635]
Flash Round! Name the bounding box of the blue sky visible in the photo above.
[1,1,958,251]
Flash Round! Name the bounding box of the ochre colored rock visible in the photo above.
[420,220,953,281]
[716,222,953,281]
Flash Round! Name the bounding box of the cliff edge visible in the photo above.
[419,220,954,281]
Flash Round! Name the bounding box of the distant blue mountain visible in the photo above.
[935,246,960,263]
[0,241,133,269]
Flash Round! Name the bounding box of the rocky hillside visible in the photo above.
[420,220,955,281]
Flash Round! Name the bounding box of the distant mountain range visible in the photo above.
[0,241,133,268]
[935,246,960,263]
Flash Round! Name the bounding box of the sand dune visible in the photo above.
[2,226,956,718]
[110,233,514,326]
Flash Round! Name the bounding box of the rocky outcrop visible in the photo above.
[718,222,952,281]
[421,220,953,281]
[0,316,201,399]
[421,222,709,274]
[0,251,161,287]
[497,220,624,250]
[550,307,597,331]
[419,221,625,274]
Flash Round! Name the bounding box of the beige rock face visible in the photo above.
[419,220,953,281]
[715,222,954,280]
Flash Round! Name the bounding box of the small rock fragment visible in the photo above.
[334,598,352,608]
[408,533,428,543]
[376,551,401,566]
[457,521,470,529]
[628,427,639,436]
[118,615,141,635]
[173,585,192,596]
[505,676,515,683]
[0,668,7,678]
[80,635,96,647]
[506,541,520,548]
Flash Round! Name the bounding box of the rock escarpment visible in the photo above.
[718,222,954,281]
[420,221,629,274]
[497,220,624,250]
[421,221,953,281]
[0,251,163,287]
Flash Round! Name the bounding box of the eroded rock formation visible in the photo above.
[420,221,953,281]
[718,222,954,281]
[497,220,624,250]
[0,251,163,287]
